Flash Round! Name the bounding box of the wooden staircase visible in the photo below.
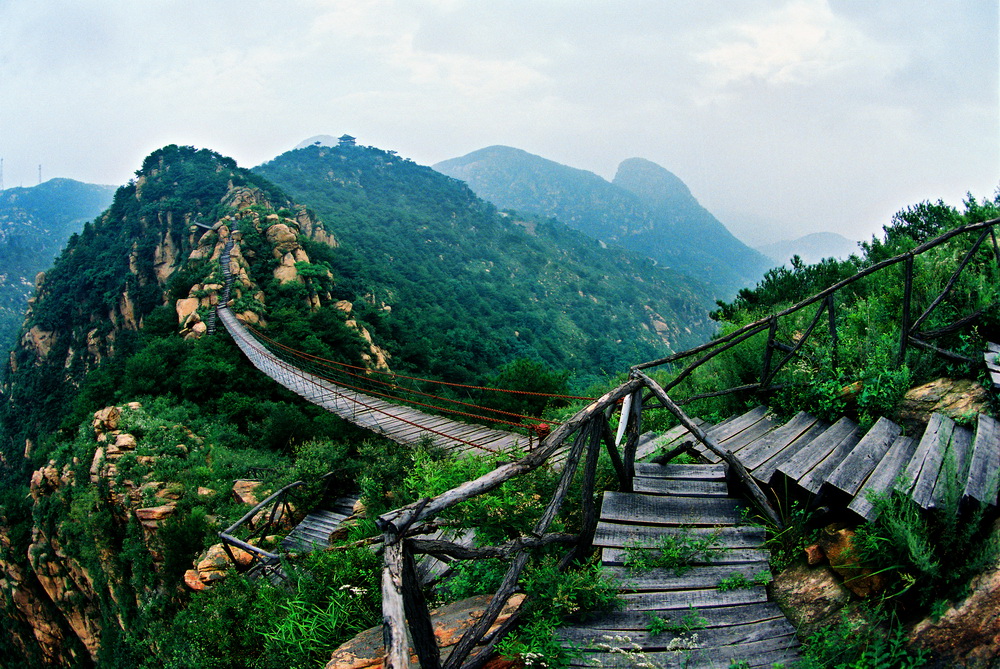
[560,462,800,668]
[683,407,999,520]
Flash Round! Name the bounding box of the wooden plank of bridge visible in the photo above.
[848,435,918,521]
[631,478,728,496]
[964,414,1000,505]
[561,462,799,668]
[824,417,903,499]
[634,418,708,461]
[930,423,974,509]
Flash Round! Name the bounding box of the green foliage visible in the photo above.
[716,570,770,591]
[799,610,929,669]
[484,358,572,420]
[646,606,707,636]
[497,557,621,668]
[623,527,725,576]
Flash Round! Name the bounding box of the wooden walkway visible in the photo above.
[216,240,527,457]
[681,406,999,520]
[560,462,799,668]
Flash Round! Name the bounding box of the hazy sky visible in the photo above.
[1,0,997,245]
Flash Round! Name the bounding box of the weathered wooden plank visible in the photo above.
[593,522,767,549]
[567,602,786,631]
[738,411,819,470]
[798,426,862,494]
[776,417,859,485]
[633,463,727,479]
[602,546,770,567]
[619,586,768,611]
[930,424,974,509]
[635,419,708,461]
[722,416,781,456]
[559,616,794,650]
[987,342,1000,354]
[903,414,957,508]
[964,414,1000,505]
[631,477,729,496]
[706,406,769,443]
[604,563,771,591]
[848,435,918,521]
[599,492,742,527]
[751,418,830,484]
[825,417,903,497]
[569,634,798,668]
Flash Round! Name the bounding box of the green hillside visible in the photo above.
[255,143,718,387]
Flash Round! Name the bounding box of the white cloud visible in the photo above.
[696,0,905,90]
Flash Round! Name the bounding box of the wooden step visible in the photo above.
[964,414,1000,505]
[602,546,770,567]
[569,636,800,668]
[751,418,830,484]
[619,586,769,611]
[694,407,769,463]
[568,601,787,631]
[900,413,962,509]
[824,417,902,498]
[723,415,781,456]
[848,434,918,521]
[635,418,708,461]
[776,417,860,491]
[604,562,772,591]
[559,615,793,650]
[593,522,766,549]
[738,411,821,470]
[929,424,973,509]
[599,492,743,527]
[633,463,727,480]
[632,477,728,496]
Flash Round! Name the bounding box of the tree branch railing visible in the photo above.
[633,217,1000,405]
[219,480,305,571]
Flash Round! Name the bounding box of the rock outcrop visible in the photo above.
[896,378,988,431]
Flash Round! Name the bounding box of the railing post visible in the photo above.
[760,316,777,388]
[401,540,441,669]
[381,534,411,669]
[600,412,629,490]
[897,255,913,367]
[826,294,838,367]
[621,389,642,492]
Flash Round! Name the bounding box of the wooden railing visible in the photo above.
[633,217,1000,406]
[219,480,305,571]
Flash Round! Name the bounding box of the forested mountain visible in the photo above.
[433,146,772,295]
[255,143,718,386]
[0,179,115,347]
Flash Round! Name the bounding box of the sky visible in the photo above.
[1,0,997,245]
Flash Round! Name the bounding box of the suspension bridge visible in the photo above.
[212,217,1000,669]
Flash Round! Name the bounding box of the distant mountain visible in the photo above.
[0,178,115,347]
[756,232,859,266]
[433,146,771,295]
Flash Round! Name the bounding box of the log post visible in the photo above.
[621,390,642,492]
[760,316,777,388]
[577,421,603,555]
[402,541,441,669]
[381,536,410,669]
[826,294,837,366]
[898,255,913,367]
[601,413,628,490]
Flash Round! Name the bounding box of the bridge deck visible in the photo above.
[217,307,527,456]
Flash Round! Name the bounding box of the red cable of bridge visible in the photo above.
[251,332,562,426]
[245,323,596,401]
[229,315,503,453]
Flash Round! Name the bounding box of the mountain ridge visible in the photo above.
[433,145,772,295]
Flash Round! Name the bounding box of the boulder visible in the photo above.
[175,297,200,325]
[771,562,852,640]
[93,406,122,433]
[818,524,887,598]
[232,480,263,506]
[909,565,1000,666]
[896,378,988,430]
[325,593,525,669]
[114,433,137,450]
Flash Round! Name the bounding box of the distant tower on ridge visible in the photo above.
[338,134,356,147]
